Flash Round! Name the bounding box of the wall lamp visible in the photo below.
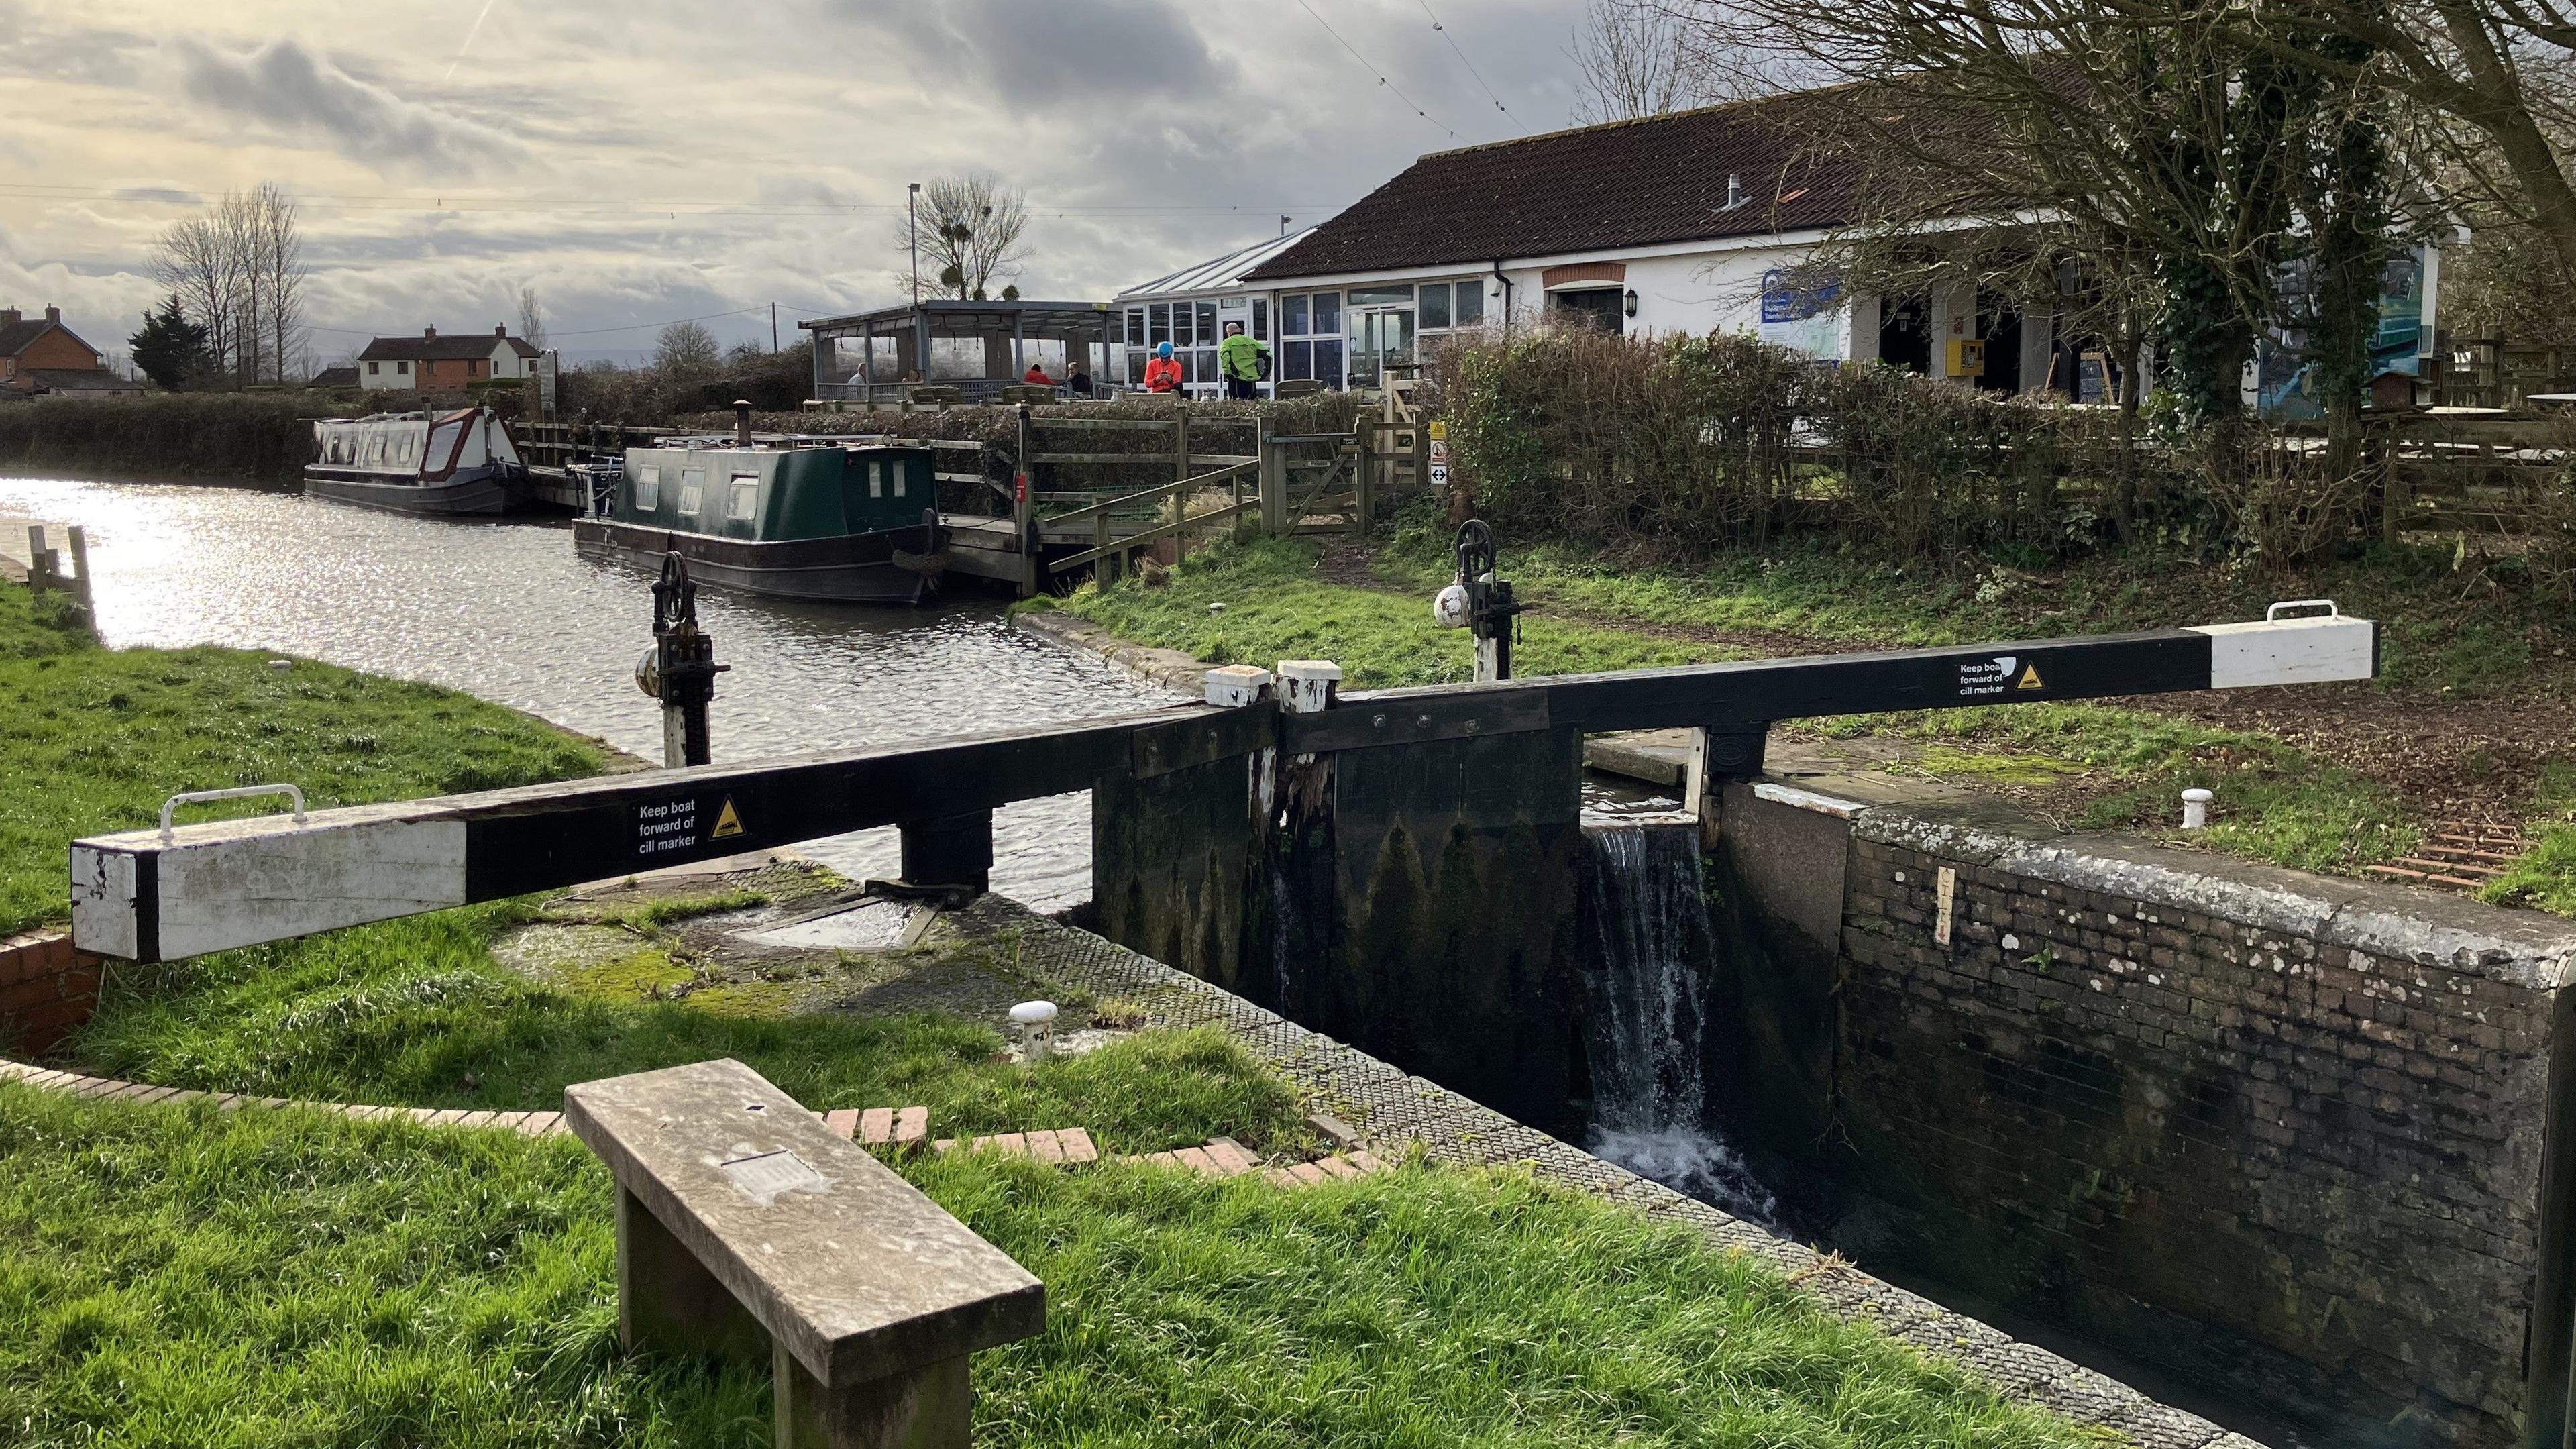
[1622,289,1640,319]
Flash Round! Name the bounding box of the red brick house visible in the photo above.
[0,306,137,397]
[357,325,540,392]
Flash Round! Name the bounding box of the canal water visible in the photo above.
[0,476,1175,910]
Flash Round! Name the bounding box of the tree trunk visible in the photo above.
[2436,3,2576,279]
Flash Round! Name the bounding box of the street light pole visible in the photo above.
[908,182,922,304]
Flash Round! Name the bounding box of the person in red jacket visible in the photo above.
[1023,362,1053,385]
[1144,341,1182,393]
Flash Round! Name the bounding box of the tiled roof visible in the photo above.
[358,332,534,362]
[0,320,59,357]
[1244,90,1865,280]
[310,366,360,388]
[21,369,140,392]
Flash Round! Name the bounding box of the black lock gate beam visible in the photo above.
[70,606,2374,963]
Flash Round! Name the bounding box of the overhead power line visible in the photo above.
[306,305,774,339]
[1415,0,1521,133]
[1294,0,1458,141]
[0,182,1327,221]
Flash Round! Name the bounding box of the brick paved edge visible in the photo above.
[939,893,2264,1449]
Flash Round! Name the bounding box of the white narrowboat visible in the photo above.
[307,407,532,515]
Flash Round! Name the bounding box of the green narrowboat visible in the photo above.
[571,439,945,604]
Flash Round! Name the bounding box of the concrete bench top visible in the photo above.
[564,1058,1043,1388]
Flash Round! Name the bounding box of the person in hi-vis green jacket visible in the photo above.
[1218,321,1270,400]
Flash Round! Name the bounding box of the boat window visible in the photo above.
[869,462,883,499]
[890,461,905,497]
[366,433,385,466]
[678,468,705,516]
[633,464,660,510]
[725,474,759,521]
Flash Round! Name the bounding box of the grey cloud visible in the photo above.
[0,3,152,85]
[173,37,531,176]
[859,0,1238,106]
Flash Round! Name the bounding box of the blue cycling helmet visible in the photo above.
[1157,341,1173,359]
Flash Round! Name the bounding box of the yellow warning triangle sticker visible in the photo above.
[711,798,745,838]
[2015,663,2045,690]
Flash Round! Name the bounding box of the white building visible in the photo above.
[356,326,541,392]
[1110,93,2082,396]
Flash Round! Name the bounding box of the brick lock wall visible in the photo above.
[0,932,104,1055]
[1835,835,2548,1447]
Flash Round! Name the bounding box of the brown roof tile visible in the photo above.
[1245,91,1865,281]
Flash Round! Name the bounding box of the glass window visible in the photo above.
[725,474,759,521]
[891,461,906,497]
[1285,339,1312,381]
[1456,282,1485,327]
[1313,339,1344,388]
[1106,311,1124,345]
[1126,350,1146,385]
[678,468,705,516]
[1252,299,1269,341]
[1195,302,1217,346]
[1311,291,1340,336]
[1419,283,1451,330]
[1350,285,1413,306]
[1285,293,1309,335]
[869,462,883,498]
[634,464,661,510]
[1126,308,1144,348]
[1148,303,1171,347]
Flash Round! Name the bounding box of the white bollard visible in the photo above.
[1009,1000,1059,1061]
[1277,659,1341,715]
[2180,788,2214,830]
[1204,664,1272,708]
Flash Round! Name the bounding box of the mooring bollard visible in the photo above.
[2181,788,2214,830]
[1010,1000,1058,1061]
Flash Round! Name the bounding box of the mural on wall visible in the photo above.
[2252,245,2430,418]
[1758,269,1845,360]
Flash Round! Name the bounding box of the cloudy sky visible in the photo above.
[1,1,1593,367]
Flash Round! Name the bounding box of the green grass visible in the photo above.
[58,902,1305,1155]
[1047,535,1734,690]
[1370,515,2574,702]
[1050,534,2412,875]
[0,578,612,935]
[2485,761,2576,916]
[1,1084,2100,1448]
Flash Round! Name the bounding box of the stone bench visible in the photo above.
[564,1059,1044,1448]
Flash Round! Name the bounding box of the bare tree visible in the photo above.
[1570,0,1722,123]
[252,184,307,386]
[150,184,305,386]
[654,319,720,375]
[890,174,1032,301]
[517,286,548,351]
[150,212,239,388]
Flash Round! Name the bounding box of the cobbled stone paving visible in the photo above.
[935,894,2262,1449]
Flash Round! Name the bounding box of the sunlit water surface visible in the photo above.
[0,476,1175,910]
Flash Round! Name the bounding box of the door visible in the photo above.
[1346,307,1415,390]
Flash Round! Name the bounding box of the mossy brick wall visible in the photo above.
[1830,824,2563,1449]
[0,932,101,1055]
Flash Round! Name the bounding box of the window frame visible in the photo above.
[724,472,761,523]
[677,467,706,517]
[633,463,661,510]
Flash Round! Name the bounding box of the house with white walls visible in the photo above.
[356,326,540,392]
[1228,90,2076,396]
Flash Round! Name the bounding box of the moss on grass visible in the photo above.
[0,578,611,936]
[0,1085,2102,1448]
[58,902,1304,1155]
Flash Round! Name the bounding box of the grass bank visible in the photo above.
[1,1084,2096,1448]
[1036,533,2428,877]
[0,577,611,936]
